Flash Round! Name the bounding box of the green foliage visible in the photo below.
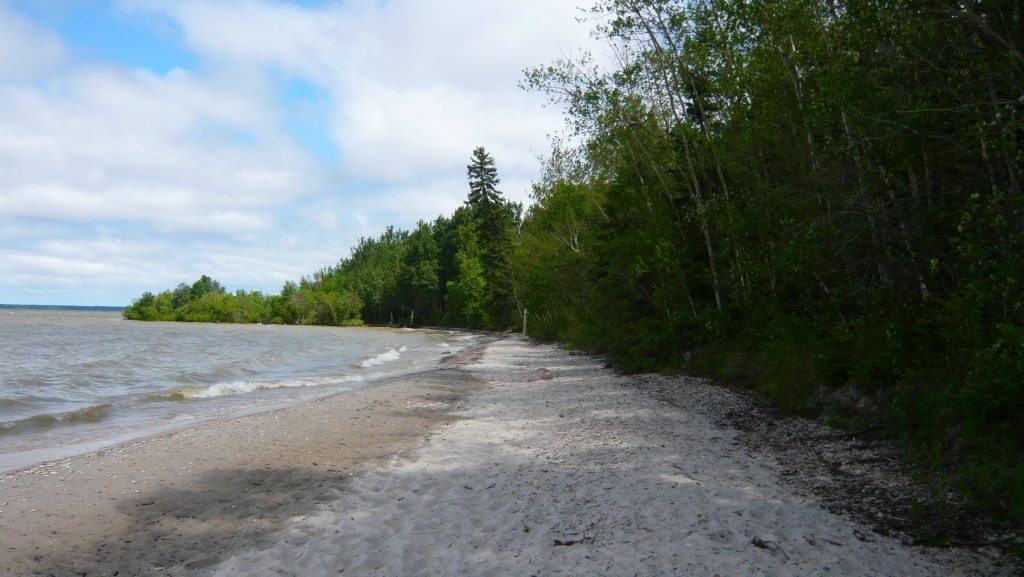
[123,0,1024,526]
[399,221,442,323]
[123,277,279,324]
[445,228,491,329]
[126,148,526,332]
[335,226,409,323]
[512,180,602,343]
[465,146,521,328]
[291,286,363,326]
[467,146,502,210]
[518,0,1024,525]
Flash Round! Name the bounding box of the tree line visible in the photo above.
[126,0,1022,529]
[124,147,522,329]
[515,0,1023,530]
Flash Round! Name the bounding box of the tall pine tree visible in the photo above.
[465,146,518,328]
[467,146,502,209]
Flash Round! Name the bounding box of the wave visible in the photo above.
[0,397,27,408]
[355,346,407,368]
[74,358,124,370]
[0,403,113,435]
[156,375,364,401]
[173,351,291,385]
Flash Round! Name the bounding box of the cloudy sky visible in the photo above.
[0,0,597,306]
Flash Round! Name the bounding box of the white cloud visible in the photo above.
[0,66,323,229]
[142,0,595,190]
[0,3,66,81]
[1,0,600,304]
[160,210,273,236]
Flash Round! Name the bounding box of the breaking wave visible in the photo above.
[157,375,364,401]
[356,346,407,368]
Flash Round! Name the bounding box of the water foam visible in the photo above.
[357,346,407,368]
[163,375,364,400]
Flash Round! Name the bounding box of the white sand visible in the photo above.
[212,339,1007,576]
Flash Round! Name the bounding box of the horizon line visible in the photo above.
[0,304,125,311]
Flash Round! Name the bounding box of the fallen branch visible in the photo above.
[553,534,594,547]
[751,536,789,559]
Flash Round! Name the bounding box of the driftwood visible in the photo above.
[751,536,789,559]
[553,535,594,547]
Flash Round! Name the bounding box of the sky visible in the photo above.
[0,0,598,306]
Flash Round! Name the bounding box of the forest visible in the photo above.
[124,146,521,329]
[125,0,1022,532]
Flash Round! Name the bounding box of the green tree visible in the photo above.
[465,146,519,328]
[446,227,491,328]
[340,226,408,323]
[399,221,442,323]
[467,146,502,208]
[191,275,223,299]
[518,0,1024,522]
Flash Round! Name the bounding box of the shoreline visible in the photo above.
[2,339,1015,576]
[0,360,454,477]
[2,325,485,479]
[0,348,486,576]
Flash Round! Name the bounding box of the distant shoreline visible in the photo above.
[0,304,124,311]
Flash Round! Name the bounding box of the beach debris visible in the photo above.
[553,533,594,546]
[853,529,874,543]
[523,368,555,382]
[751,536,789,559]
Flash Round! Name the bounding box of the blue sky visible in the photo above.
[0,0,595,305]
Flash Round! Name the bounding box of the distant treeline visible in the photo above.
[127,0,1022,530]
[124,146,522,329]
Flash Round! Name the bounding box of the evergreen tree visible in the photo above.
[467,146,502,209]
[465,146,518,328]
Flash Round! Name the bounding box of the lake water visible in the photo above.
[0,309,481,472]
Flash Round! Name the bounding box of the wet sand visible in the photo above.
[0,350,484,576]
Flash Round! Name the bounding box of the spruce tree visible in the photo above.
[465,146,516,327]
[467,146,502,210]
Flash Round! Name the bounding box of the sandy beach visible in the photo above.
[0,348,485,576]
[1,339,1014,576]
